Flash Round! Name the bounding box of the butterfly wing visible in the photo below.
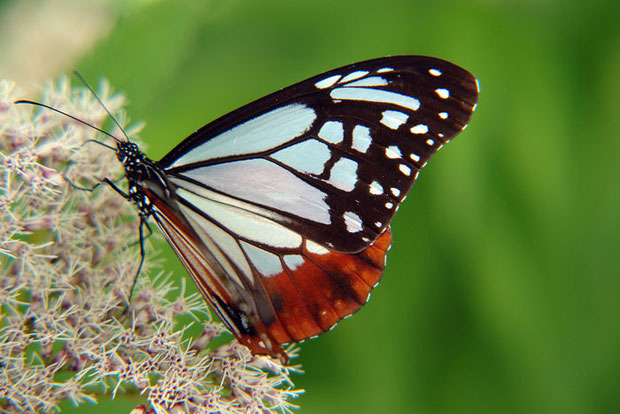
[144,185,391,362]
[159,56,479,254]
[148,56,479,360]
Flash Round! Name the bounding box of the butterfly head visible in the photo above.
[115,140,173,213]
[116,141,149,180]
[116,141,142,165]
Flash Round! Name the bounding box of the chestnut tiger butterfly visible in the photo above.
[18,56,479,363]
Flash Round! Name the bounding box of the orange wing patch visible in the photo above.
[257,229,392,348]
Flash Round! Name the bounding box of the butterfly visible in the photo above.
[19,56,479,363]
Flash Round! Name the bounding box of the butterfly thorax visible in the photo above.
[116,141,172,217]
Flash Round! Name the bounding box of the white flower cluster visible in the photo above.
[0,78,301,413]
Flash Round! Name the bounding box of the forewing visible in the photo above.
[158,56,479,254]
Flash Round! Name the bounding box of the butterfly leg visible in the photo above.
[64,176,102,192]
[126,217,153,246]
[101,177,128,197]
[98,179,154,308]
[80,177,152,249]
[64,174,125,193]
[93,178,151,310]
[125,215,148,307]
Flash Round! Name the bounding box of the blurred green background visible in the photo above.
[2,0,619,413]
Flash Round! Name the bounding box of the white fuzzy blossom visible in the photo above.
[0,78,302,413]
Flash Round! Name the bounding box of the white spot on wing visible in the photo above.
[410,153,420,163]
[315,75,341,89]
[284,254,305,271]
[410,124,429,134]
[399,164,411,176]
[271,139,330,174]
[375,221,382,227]
[327,158,358,192]
[343,211,363,233]
[435,88,450,99]
[380,110,409,130]
[331,87,420,111]
[377,67,393,73]
[385,145,402,159]
[352,125,372,153]
[345,77,388,87]
[391,187,401,197]
[306,240,329,255]
[439,112,449,119]
[429,68,442,76]
[318,121,344,144]
[339,70,369,83]
[170,104,316,167]
[426,138,435,146]
[369,181,383,195]
[241,241,283,277]
[385,202,394,209]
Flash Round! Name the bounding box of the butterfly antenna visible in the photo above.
[83,139,116,151]
[14,99,122,143]
[72,71,132,143]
